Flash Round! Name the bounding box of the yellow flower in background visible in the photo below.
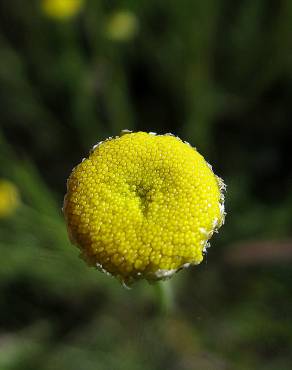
[105,11,139,42]
[41,0,84,20]
[0,180,20,218]
[63,131,225,285]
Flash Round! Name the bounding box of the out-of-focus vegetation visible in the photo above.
[0,1,292,369]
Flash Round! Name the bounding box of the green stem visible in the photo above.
[154,280,175,314]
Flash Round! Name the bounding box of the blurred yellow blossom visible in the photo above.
[41,0,84,20]
[64,131,225,285]
[0,180,20,218]
[105,10,139,41]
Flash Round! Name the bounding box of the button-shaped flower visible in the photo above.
[41,0,84,20]
[105,11,139,42]
[0,180,20,218]
[63,131,225,285]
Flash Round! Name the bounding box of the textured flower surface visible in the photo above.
[64,131,225,285]
[41,0,83,20]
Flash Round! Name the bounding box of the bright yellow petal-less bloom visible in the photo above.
[63,131,225,285]
[0,180,20,218]
[41,0,83,20]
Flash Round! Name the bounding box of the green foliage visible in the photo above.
[0,1,292,369]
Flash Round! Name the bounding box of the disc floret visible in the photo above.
[63,131,225,285]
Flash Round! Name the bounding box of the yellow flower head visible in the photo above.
[0,180,20,218]
[105,11,139,42]
[63,131,225,285]
[41,0,84,20]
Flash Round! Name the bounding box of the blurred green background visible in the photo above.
[1,1,292,369]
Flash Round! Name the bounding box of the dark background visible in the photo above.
[0,1,292,369]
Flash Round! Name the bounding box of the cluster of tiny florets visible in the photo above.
[63,131,225,284]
